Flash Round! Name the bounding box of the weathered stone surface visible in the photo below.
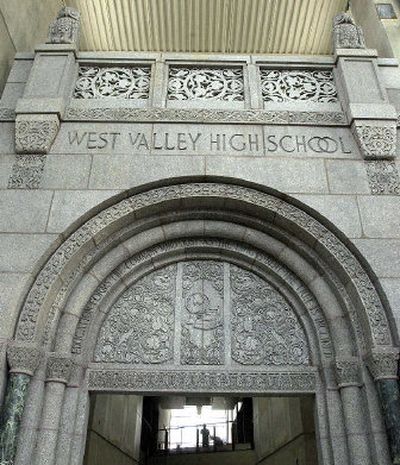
[358,196,400,238]
[15,114,60,154]
[325,160,371,194]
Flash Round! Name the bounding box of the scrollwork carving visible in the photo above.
[168,67,244,102]
[94,265,176,364]
[333,13,366,50]
[230,266,309,366]
[74,66,151,99]
[335,358,362,388]
[366,160,400,195]
[48,6,80,45]
[260,69,338,103]
[367,350,399,380]
[46,353,73,383]
[7,343,42,376]
[8,154,46,189]
[15,115,60,154]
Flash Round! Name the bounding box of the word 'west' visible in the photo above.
[67,130,353,154]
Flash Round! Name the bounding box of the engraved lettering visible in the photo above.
[188,132,201,150]
[339,136,352,154]
[249,134,260,151]
[68,131,87,146]
[177,133,187,150]
[296,136,307,153]
[279,135,295,153]
[229,134,246,151]
[266,135,278,152]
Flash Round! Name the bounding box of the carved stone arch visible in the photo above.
[4,179,400,465]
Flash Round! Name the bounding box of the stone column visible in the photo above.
[335,358,372,465]
[0,343,42,465]
[368,349,400,465]
[34,354,72,465]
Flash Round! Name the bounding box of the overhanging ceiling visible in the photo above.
[66,0,348,55]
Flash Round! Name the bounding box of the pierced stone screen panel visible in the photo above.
[167,67,245,102]
[260,69,338,103]
[94,261,310,367]
[74,66,151,99]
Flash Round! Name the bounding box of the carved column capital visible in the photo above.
[15,114,60,154]
[367,349,399,381]
[332,13,366,51]
[48,6,80,45]
[335,358,362,388]
[46,353,73,384]
[352,121,397,160]
[7,342,42,376]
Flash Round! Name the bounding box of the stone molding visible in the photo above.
[47,6,80,45]
[15,183,391,348]
[367,350,399,381]
[15,114,60,154]
[332,13,366,51]
[352,121,397,160]
[7,342,42,376]
[335,358,362,388]
[64,106,348,126]
[88,368,317,393]
[46,353,73,384]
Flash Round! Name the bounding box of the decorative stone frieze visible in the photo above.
[7,343,42,376]
[46,353,73,384]
[47,6,80,45]
[88,369,317,393]
[366,161,400,195]
[8,154,46,189]
[335,358,362,388]
[74,66,151,99]
[167,67,244,101]
[352,121,397,159]
[64,106,347,125]
[367,350,399,381]
[15,114,60,154]
[333,13,366,50]
[260,69,338,103]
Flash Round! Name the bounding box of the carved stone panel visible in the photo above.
[230,266,309,366]
[94,260,310,368]
[181,261,224,365]
[74,66,151,99]
[94,265,177,364]
[167,67,244,101]
[260,69,338,103]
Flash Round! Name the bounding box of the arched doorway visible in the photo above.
[1,180,399,465]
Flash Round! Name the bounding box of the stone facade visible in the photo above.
[0,8,400,465]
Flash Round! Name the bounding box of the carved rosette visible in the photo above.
[335,358,362,388]
[352,122,397,159]
[15,115,60,154]
[333,13,366,51]
[7,343,42,376]
[46,353,73,384]
[367,350,399,381]
[48,6,80,45]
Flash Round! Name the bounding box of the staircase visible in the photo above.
[150,449,256,465]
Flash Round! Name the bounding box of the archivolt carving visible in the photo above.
[16,183,391,349]
[230,266,309,366]
[167,67,244,101]
[260,70,338,103]
[94,265,176,364]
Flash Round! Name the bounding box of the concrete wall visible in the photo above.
[84,394,143,465]
[253,397,317,465]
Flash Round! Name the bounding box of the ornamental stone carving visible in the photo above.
[74,66,151,99]
[47,6,80,45]
[367,350,399,380]
[181,262,224,365]
[46,353,73,384]
[366,161,400,195]
[88,369,317,393]
[333,13,366,51]
[8,154,46,189]
[15,114,60,154]
[94,265,177,364]
[230,266,309,366]
[260,69,338,103]
[168,67,244,102]
[352,122,397,159]
[7,343,42,376]
[335,358,362,388]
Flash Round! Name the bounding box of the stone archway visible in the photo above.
[0,180,399,465]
